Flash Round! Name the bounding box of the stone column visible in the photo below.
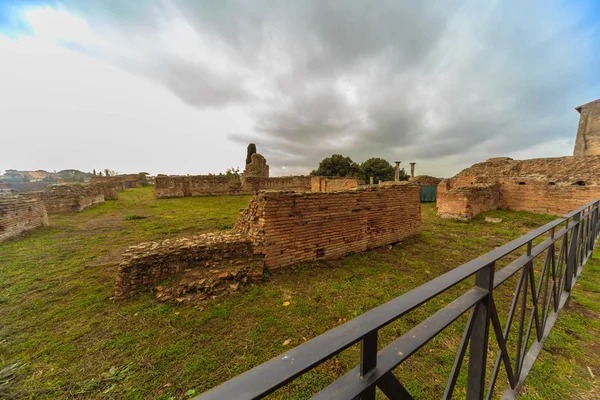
[394,161,401,181]
[410,162,416,179]
[369,176,374,185]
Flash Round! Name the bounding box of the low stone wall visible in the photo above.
[42,183,105,213]
[5,182,52,192]
[114,233,260,299]
[90,176,125,191]
[0,193,49,242]
[242,176,314,193]
[235,183,421,269]
[437,183,500,220]
[154,175,243,198]
[117,184,420,299]
[91,182,119,201]
[154,175,359,198]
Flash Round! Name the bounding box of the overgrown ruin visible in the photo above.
[154,147,359,198]
[0,192,49,242]
[115,183,421,299]
[438,99,600,220]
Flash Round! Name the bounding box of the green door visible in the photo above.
[420,185,437,202]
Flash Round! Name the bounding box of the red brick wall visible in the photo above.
[500,182,600,215]
[0,194,49,242]
[437,183,500,220]
[42,183,105,213]
[235,183,421,269]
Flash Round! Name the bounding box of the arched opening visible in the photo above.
[548,182,556,186]
[518,182,526,185]
[573,181,586,186]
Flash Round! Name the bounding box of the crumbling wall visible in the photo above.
[154,175,243,198]
[234,183,421,269]
[91,182,119,201]
[114,233,261,299]
[155,175,359,198]
[242,153,269,178]
[410,175,442,186]
[437,156,600,219]
[437,183,501,220]
[574,99,600,158]
[242,176,313,193]
[0,193,49,242]
[42,183,105,213]
[118,184,420,299]
[90,176,125,191]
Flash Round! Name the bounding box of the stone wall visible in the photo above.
[437,183,501,220]
[42,183,105,213]
[155,175,359,198]
[437,156,600,219]
[234,183,421,269]
[154,175,243,198]
[5,182,52,192]
[242,176,313,193]
[410,175,442,185]
[117,184,420,299]
[574,99,600,158]
[0,193,49,242]
[114,232,260,299]
[90,176,125,191]
[242,153,269,178]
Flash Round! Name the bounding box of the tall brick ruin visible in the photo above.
[574,99,600,158]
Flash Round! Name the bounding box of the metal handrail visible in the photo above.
[196,198,600,400]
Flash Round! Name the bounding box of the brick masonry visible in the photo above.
[154,175,359,198]
[234,183,421,269]
[42,183,115,213]
[0,192,49,242]
[437,156,600,219]
[116,184,420,298]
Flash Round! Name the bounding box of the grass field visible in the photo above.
[1,186,599,399]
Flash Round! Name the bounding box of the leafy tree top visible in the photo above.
[310,154,361,178]
[246,143,257,165]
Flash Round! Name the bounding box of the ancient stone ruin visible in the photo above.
[42,183,111,213]
[154,146,359,198]
[0,192,49,242]
[437,100,600,220]
[437,156,600,220]
[90,173,147,190]
[115,183,421,300]
[574,99,600,158]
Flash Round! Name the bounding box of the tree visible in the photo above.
[246,143,257,165]
[310,154,361,177]
[360,158,395,183]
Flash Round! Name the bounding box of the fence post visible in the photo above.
[359,330,378,400]
[566,211,581,292]
[467,262,495,400]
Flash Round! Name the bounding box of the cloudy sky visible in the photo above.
[1,0,599,177]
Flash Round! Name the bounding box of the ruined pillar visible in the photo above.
[370,177,374,185]
[410,162,416,179]
[394,161,401,182]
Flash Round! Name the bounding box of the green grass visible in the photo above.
[1,187,599,399]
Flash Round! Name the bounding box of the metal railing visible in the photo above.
[196,199,600,400]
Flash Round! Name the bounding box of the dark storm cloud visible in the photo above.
[62,0,600,174]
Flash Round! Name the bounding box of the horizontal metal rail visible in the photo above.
[195,198,600,400]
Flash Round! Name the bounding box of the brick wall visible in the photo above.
[42,183,105,213]
[574,99,600,157]
[0,193,49,242]
[234,183,421,269]
[117,184,420,299]
[90,176,125,191]
[154,175,244,198]
[437,183,501,220]
[500,181,600,215]
[155,175,359,198]
[114,232,259,299]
